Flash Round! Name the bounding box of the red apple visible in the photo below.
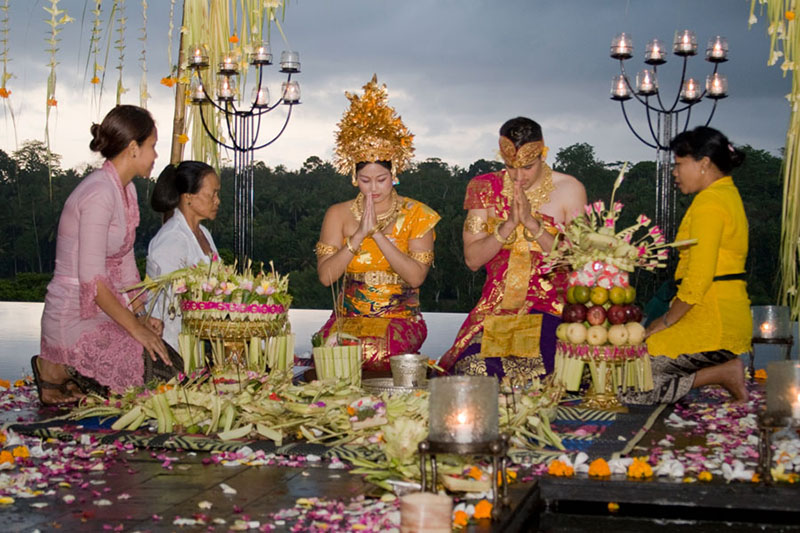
[586,305,607,326]
[607,304,627,325]
[625,304,643,323]
[563,303,588,323]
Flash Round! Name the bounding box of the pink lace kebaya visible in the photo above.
[40,161,145,393]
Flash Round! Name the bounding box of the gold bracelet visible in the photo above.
[523,223,546,242]
[408,250,434,266]
[463,214,488,235]
[493,223,516,245]
[314,241,339,257]
[344,236,360,255]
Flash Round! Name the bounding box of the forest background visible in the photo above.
[0,140,782,312]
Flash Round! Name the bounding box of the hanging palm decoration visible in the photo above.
[87,0,103,90]
[138,0,149,108]
[749,1,800,316]
[44,0,74,200]
[114,0,126,105]
[0,0,16,146]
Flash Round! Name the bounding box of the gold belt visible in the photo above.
[346,271,407,286]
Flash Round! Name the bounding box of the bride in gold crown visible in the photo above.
[313,75,440,373]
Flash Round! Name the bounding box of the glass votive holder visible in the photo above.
[673,29,698,56]
[752,305,791,339]
[189,77,207,104]
[610,33,633,59]
[400,492,452,533]
[635,69,658,95]
[706,35,728,62]
[680,78,701,103]
[610,74,631,101]
[252,85,269,107]
[281,81,301,104]
[280,50,301,72]
[645,38,666,65]
[216,75,236,102]
[766,361,800,421]
[250,41,272,65]
[428,376,498,444]
[187,43,208,68]
[390,353,428,388]
[218,54,239,75]
[705,73,728,99]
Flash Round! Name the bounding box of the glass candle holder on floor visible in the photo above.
[428,376,498,444]
[752,305,791,340]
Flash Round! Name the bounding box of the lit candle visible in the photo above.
[220,56,237,73]
[610,33,632,58]
[636,69,656,94]
[281,81,301,103]
[680,78,699,101]
[218,76,233,99]
[760,321,776,337]
[188,44,205,66]
[611,75,630,98]
[706,73,727,97]
[251,43,272,63]
[253,86,269,107]
[448,408,475,443]
[793,392,800,420]
[707,36,728,61]
[192,81,206,101]
[645,39,665,63]
[674,29,697,55]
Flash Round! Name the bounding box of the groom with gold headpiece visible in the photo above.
[441,117,586,381]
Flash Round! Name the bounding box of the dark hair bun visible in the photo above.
[669,126,744,175]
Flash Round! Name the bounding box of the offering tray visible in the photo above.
[362,377,426,395]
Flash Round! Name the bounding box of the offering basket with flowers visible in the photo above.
[130,255,294,374]
[544,163,695,410]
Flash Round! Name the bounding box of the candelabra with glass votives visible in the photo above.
[187,42,301,267]
[609,31,729,247]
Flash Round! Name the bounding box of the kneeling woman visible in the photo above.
[625,127,750,405]
[314,76,440,372]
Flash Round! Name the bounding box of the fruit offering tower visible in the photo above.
[544,164,694,410]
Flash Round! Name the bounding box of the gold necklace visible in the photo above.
[523,164,555,212]
[350,189,401,232]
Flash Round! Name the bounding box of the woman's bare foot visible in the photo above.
[693,358,749,403]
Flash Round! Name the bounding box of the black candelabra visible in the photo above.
[187,42,301,267]
[610,30,728,243]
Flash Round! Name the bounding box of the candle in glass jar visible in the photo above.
[612,75,629,98]
[681,78,699,101]
[610,33,632,58]
[707,36,728,60]
[645,39,665,63]
[706,73,727,97]
[760,321,776,337]
[189,45,205,65]
[252,43,272,63]
[253,86,269,106]
[218,77,233,99]
[447,409,475,443]
[637,70,656,94]
[674,30,697,54]
[220,56,237,72]
[192,82,206,101]
[281,81,301,103]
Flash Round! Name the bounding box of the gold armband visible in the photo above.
[315,241,339,257]
[408,250,434,266]
[463,214,488,235]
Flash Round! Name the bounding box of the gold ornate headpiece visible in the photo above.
[333,74,415,184]
[499,136,548,168]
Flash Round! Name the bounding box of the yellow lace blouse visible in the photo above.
[647,177,751,358]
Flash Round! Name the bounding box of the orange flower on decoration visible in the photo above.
[698,471,713,482]
[547,459,574,477]
[627,458,653,479]
[156,384,174,394]
[161,77,177,88]
[0,450,13,464]
[12,446,29,459]
[467,466,482,480]
[588,458,611,478]
[754,369,767,381]
[177,133,189,144]
[751,472,761,483]
[787,10,796,21]
[0,87,10,98]
[47,98,58,107]
[0,432,6,444]
[473,499,493,520]
[90,76,100,84]
[498,469,517,486]
[0,379,9,389]
[229,33,239,43]
[608,502,620,513]
[453,510,468,528]
[346,406,356,416]
[14,379,26,387]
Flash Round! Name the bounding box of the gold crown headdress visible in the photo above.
[499,136,549,168]
[334,74,415,185]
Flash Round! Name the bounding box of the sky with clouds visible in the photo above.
[0,0,791,175]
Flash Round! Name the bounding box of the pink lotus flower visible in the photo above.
[604,218,615,228]
[638,245,648,257]
[239,279,254,291]
[593,200,605,214]
[636,214,651,225]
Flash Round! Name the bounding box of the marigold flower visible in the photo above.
[468,466,482,480]
[346,406,356,416]
[177,133,189,144]
[608,502,619,513]
[588,458,611,478]
[751,473,761,483]
[0,432,5,444]
[547,459,575,477]
[90,76,100,84]
[47,98,58,107]
[0,450,13,464]
[229,33,239,43]
[0,496,14,505]
[453,510,468,528]
[698,470,713,482]
[498,469,517,486]
[754,369,767,381]
[0,87,10,98]
[160,77,177,88]
[0,379,9,389]
[473,499,493,519]
[14,379,27,387]
[12,446,29,458]
[787,10,796,20]
[627,458,653,479]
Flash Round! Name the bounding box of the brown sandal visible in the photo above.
[31,356,83,407]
